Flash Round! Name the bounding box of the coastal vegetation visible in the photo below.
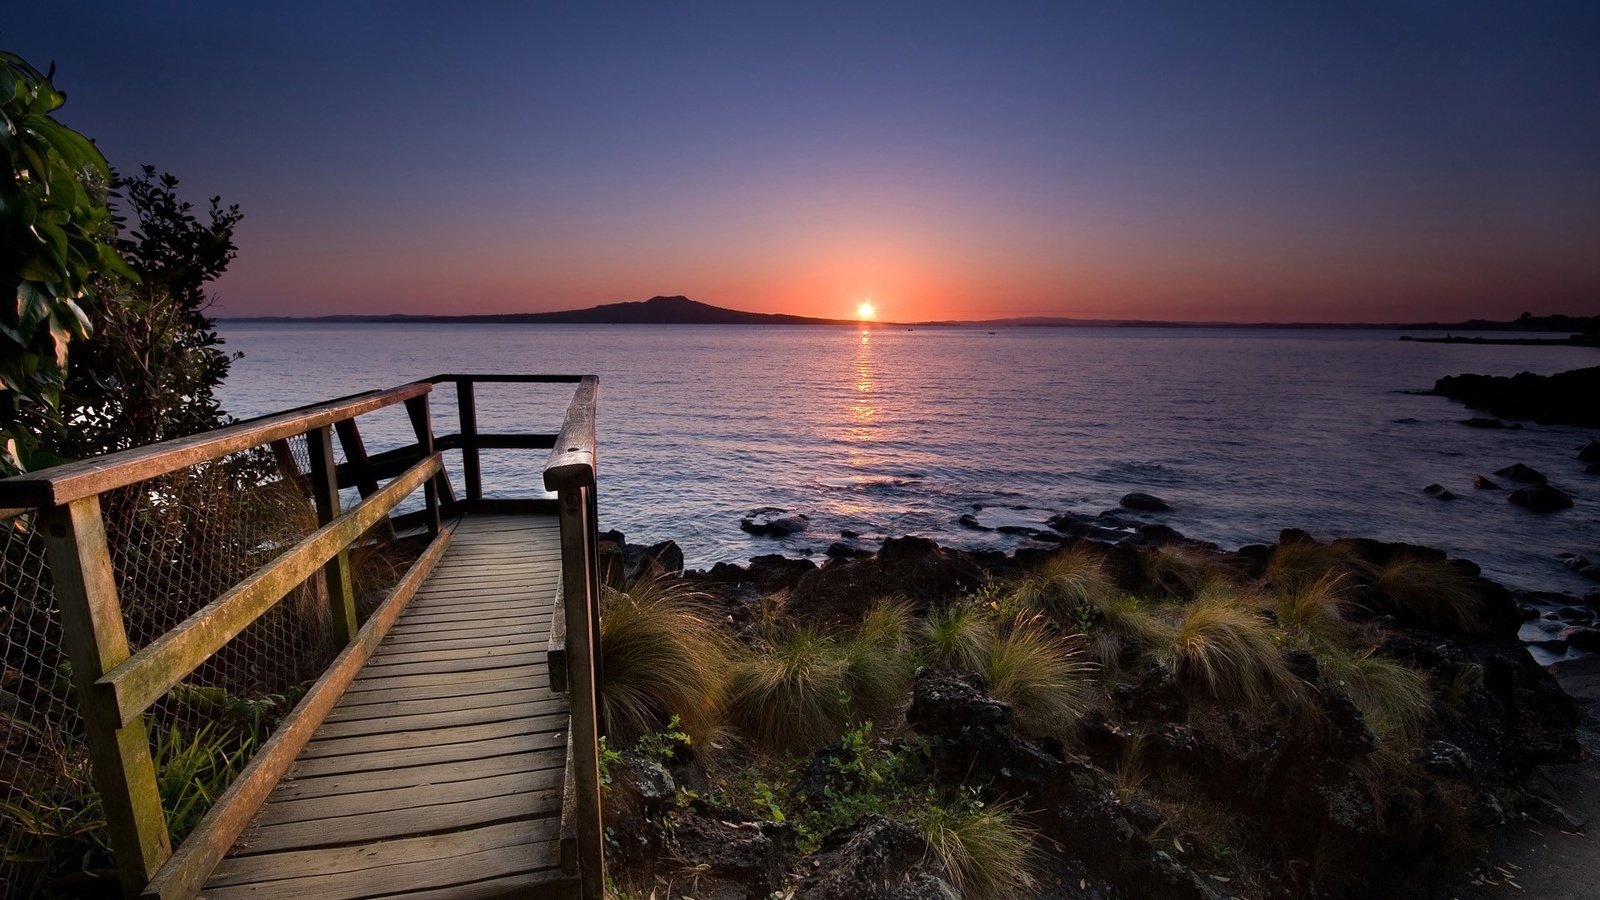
[593,527,1579,899]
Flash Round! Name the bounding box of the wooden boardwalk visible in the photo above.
[200,514,578,899]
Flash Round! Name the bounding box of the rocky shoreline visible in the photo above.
[593,513,1590,899]
[1430,365,1600,428]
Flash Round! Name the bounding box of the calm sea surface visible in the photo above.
[217,323,1599,597]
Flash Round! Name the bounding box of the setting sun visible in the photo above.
[856,301,876,320]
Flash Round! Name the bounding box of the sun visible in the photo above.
[856,301,876,321]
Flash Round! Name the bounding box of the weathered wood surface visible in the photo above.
[198,514,576,900]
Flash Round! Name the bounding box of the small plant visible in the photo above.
[915,796,1039,899]
[152,721,259,842]
[598,576,731,746]
[983,615,1093,735]
[921,601,994,673]
[636,714,694,766]
[1008,545,1114,619]
[1374,554,1483,631]
[1319,648,1433,743]
[1444,662,1485,715]
[1151,593,1293,708]
[726,624,850,752]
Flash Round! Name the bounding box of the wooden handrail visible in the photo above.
[0,382,431,508]
[95,454,442,726]
[544,375,599,490]
[429,373,586,384]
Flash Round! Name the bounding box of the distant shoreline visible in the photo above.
[1400,334,1600,347]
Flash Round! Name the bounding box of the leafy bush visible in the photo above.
[983,615,1093,735]
[598,577,731,746]
[915,797,1039,899]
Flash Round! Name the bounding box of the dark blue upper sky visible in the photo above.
[9,1,1599,320]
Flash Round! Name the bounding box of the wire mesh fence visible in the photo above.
[0,427,423,898]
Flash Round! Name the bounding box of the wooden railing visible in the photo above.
[0,374,603,899]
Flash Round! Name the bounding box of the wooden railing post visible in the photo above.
[42,496,171,896]
[404,395,444,534]
[556,484,605,900]
[307,427,359,645]
[456,379,483,501]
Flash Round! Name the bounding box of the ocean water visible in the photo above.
[217,322,1599,597]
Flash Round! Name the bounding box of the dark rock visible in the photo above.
[1567,628,1600,653]
[1423,484,1458,500]
[1473,474,1500,490]
[1120,492,1173,512]
[1461,417,1520,429]
[793,815,926,900]
[1393,417,1421,424]
[740,507,811,536]
[1419,740,1474,779]
[957,512,990,531]
[1109,663,1187,721]
[905,669,1060,793]
[840,529,861,539]
[825,541,871,559]
[1135,523,1186,544]
[1508,484,1574,512]
[1286,650,1380,756]
[1494,463,1548,484]
[745,554,818,591]
[1432,367,1600,428]
[1589,463,1600,476]
[996,524,1041,536]
[1580,439,1600,462]
[668,805,794,900]
[884,873,961,900]
[1555,606,1595,623]
[791,537,982,623]
[1587,588,1600,611]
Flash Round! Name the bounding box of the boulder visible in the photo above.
[793,815,927,900]
[740,507,810,536]
[1120,492,1173,512]
[1423,484,1458,500]
[1509,484,1574,512]
[791,537,983,622]
[825,541,871,559]
[1580,439,1600,462]
[957,512,991,531]
[1567,628,1600,654]
[668,805,794,900]
[745,554,818,590]
[1494,463,1548,484]
[1473,474,1500,490]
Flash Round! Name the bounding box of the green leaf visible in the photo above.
[31,119,109,178]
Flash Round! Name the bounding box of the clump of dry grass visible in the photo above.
[1271,572,1354,645]
[983,615,1094,735]
[1137,545,1225,600]
[921,600,994,673]
[1262,538,1374,591]
[1374,554,1483,631]
[598,577,732,746]
[843,600,915,717]
[915,800,1039,899]
[1008,545,1115,618]
[725,624,850,752]
[1318,647,1433,743]
[1149,593,1295,708]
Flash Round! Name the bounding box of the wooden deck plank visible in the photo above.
[205,512,576,897]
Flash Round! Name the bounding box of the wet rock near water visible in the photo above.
[1495,463,1548,484]
[740,507,811,536]
[597,529,685,584]
[1431,366,1600,427]
[1509,483,1575,512]
[1474,474,1500,490]
[1119,492,1173,512]
[1424,483,1459,500]
[1579,440,1600,463]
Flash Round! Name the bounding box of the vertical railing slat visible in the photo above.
[307,426,359,645]
[405,395,444,534]
[557,483,605,900]
[457,379,483,501]
[43,496,172,896]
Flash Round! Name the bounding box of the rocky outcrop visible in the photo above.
[1495,463,1548,484]
[740,507,811,536]
[1120,492,1173,512]
[1509,484,1575,512]
[1432,366,1600,427]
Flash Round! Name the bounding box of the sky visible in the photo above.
[8,1,1600,323]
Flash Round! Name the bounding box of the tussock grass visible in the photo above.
[1375,554,1483,631]
[916,801,1039,899]
[921,601,995,673]
[598,577,731,746]
[1263,538,1374,590]
[843,600,915,717]
[1319,648,1433,742]
[984,615,1093,735]
[1137,545,1225,600]
[1272,572,1354,644]
[1150,594,1294,708]
[726,624,850,752]
[1008,545,1114,618]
